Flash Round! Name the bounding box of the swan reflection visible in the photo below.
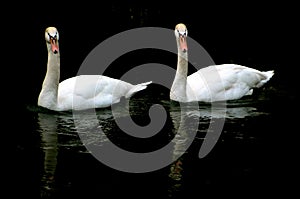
[167,100,268,196]
[36,96,268,197]
[37,110,83,198]
[187,105,267,119]
[37,112,59,197]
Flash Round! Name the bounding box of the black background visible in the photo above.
[4,1,297,107]
[3,1,298,198]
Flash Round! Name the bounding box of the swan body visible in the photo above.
[38,27,151,111]
[170,23,274,102]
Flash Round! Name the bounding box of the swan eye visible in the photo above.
[182,29,187,36]
[55,32,59,40]
[45,32,50,42]
[175,29,179,37]
[176,29,187,37]
[46,32,59,42]
[184,30,187,36]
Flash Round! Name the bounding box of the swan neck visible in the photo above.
[177,51,188,76]
[170,46,188,102]
[38,44,60,110]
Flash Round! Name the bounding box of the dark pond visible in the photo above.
[5,2,297,198]
[10,83,296,198]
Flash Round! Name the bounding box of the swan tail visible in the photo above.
[125,81,152,98]
[257,70,275,88]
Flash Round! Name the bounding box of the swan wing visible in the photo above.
[187,64,274,102]
[58,75,133,110]
[187,65,231,102]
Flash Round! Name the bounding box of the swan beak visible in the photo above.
[50,37,59,54]
[179,35,188,53]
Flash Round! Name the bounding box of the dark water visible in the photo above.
[4,2,297,198]
[10,83,297,198]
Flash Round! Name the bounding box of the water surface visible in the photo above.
[13,85,295,198]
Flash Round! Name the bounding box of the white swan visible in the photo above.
[170,23,274,102]
[38,27,152,111]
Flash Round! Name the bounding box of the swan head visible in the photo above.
[45,27,59,54]
[175,23,188,53]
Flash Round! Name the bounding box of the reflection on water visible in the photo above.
[38,113,58,198]
[34,91,275,198]
[192,104,268,119]
[37,111,84,198]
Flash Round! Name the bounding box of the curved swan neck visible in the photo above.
[38,42,60,110]
[177,49,188,77]
[170,39,188,102]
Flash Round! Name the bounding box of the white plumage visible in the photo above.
[38,27,151,111]
[170,23,274,102]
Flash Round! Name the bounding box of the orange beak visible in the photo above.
[50,37,59,54]
[179,35,187,53]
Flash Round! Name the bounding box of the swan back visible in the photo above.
[39,27,152,111]
[170,23,275,103]
[187,64,274,102]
